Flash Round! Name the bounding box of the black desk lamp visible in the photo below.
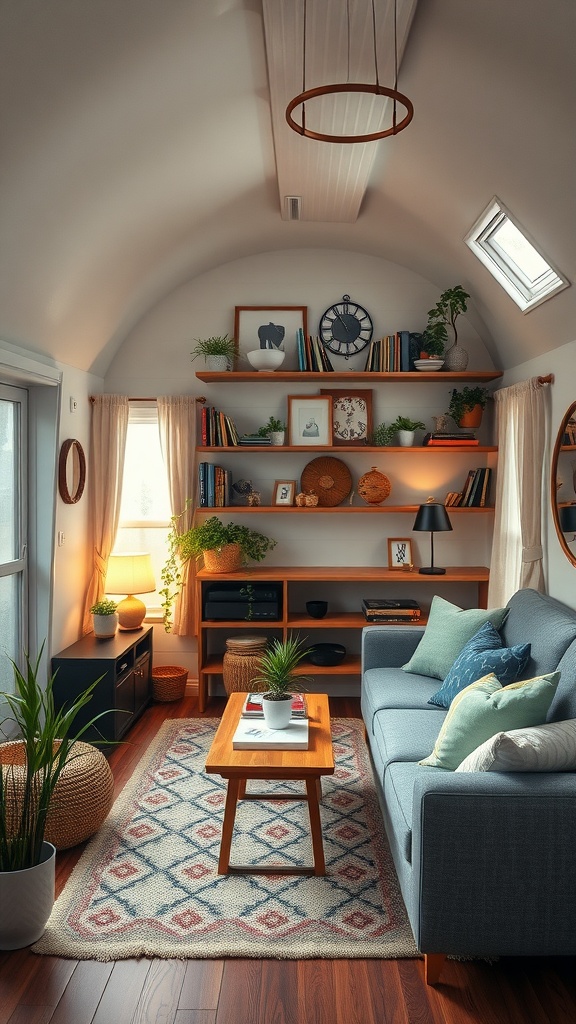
[413,498,453,575]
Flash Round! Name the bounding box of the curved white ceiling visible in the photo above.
[0,0,574,374]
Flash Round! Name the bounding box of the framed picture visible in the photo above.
[320,388,373,446]
[273,480,296,506]
[234,306,308,370]
[387,538,413,570]
[287,395,332,447]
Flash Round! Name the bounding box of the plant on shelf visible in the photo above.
[89,597,118,638]
[448,386,488,426]
[257,416,286,437]
[395,416,426,432]
[89,598,117,616]
[371,422,399,446]
[190,335,236,367]
[424,284,470,356]
[252,635,313,728]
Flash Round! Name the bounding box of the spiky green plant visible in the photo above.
[252,635,313,700]
[0,644,111,871]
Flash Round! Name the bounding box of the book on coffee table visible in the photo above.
[232,718,309,750]
[241,692,308,718]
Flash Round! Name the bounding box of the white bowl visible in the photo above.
[246,348,286,371]
[414,359,444,372]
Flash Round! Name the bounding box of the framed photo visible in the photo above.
[320,388,373,446]
[234,306,308,370]
[287,395,332,447]
[387,538,413,570]
[273,480,296,506]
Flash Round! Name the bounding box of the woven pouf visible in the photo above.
[152,665,188,702]
[222,636,268,696]
[0,740,114,850]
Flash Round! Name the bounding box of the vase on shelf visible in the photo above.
[207,355,229,371]
[443,343,469,371]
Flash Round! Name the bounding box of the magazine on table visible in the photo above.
[232,717,309,750]
[241,692,308,718]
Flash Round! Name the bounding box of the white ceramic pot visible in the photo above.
[262,694,293,729]
[398,430,415,447]
[92,612,118,638]
[270,431,285,446]
[207,355,229,371]
[0,841,56,949]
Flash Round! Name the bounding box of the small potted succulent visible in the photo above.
[190,335,236,371]
[394,416,426,447]
[257,415,286,447]
[448,386,488,428]
[252,636,313,729]
[89,598,118,638]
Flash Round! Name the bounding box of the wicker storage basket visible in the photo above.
[222,636,268,696]
[0,739,114,851]
[203,543,242,573]
[152,665,188,702]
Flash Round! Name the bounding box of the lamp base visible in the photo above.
[116,595,146,630]
[418,567,446,575]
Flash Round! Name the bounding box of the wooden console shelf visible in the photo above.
[195,505,494,515]
[197,445,498,454]
[196,370,503,383]
[195,566,489,712]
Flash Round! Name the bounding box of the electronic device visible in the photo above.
[203,581,282,621]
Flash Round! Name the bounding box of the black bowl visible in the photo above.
[306,600,328,619]
[307,643,346,666]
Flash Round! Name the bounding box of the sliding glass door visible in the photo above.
[0,384,27,692]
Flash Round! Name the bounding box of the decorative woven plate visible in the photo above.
[300,456,352,507]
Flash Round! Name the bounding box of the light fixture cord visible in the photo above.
[371,0,379,86]
[302,0,307,132]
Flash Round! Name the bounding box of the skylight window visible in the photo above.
[465,198,569,312]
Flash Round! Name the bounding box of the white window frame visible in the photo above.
[465,197,570,312]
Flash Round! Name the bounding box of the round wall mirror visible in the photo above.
[58,438,86,504]
[551,401,576,567]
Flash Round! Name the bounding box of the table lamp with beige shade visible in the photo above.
[105,552,155,630]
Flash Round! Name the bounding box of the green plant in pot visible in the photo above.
[257,415,286,447]
[425,284,471,369]
[190,334,236,370]
[89,597,118,638]
[394,416,426,448]
[448,386,488,428]
[0,644,110,949]
[252,635,313,729]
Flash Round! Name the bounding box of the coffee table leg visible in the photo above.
[306,777,326,876]
[218,777,241,874]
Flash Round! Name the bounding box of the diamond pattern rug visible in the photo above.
[33,718,417,960]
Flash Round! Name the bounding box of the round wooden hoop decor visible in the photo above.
[58,438,86,504]
[285,83,414,144]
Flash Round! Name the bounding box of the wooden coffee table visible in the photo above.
[205,692,334,876]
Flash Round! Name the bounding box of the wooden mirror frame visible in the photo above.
[58,438,86,504]
[551,400,576,567]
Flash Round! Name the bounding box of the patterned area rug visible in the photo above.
[33,718,417,960]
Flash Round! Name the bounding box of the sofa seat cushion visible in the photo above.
[363,668,442,730]
[383,761,446,865]
[373,708,446,772]
[500,588,576,678]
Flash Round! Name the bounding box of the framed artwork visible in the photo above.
[387,538,413,570]
[273,480,296,506]
[287,395,332,447]
[234,306,308,370]
[320,388,373,446]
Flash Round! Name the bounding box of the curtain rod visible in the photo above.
[537,374,554,385]
[89,395,206,403]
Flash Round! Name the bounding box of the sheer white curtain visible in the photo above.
[157,396,198,636]
[488,377,547,607]
[82,394,129,633]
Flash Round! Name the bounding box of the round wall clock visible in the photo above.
[318,294,373,358]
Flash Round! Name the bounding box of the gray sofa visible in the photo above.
[361,588,576,983]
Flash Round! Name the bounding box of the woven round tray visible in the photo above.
[152,665,188,702]
[300,456,352,507]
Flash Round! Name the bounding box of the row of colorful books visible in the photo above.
[363,331,421,372]
[197,462,232,507]
[362,599,421,623]
[445,467,492,508]
[200,404,240,447]
[296,329,335,372]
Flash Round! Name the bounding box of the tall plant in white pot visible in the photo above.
[252,636,313,729]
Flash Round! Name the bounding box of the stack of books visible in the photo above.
[238,434,272,446]
[200,405,239,447]
[445,467,492,508]
[197,462,232,507]
[423,431,479,447]
[232,718,309,750]
[241,692,307,718]
[362,599,421,622]
[296,329,335,372]
[363,331,413,372]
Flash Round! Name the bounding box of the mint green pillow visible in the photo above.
[402,596,508,680]
[419,671,560,770]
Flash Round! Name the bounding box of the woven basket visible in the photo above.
[203,543,242,573]
[300,456,352,507]
[0,739,114,851]
[222,640,267,695]
[152,665,188,702]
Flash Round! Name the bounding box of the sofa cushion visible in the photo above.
[419,671,560,770]
[500,588,576,677]
[548,638,576,721]
[456,718,576,773]
[373,708,445,771]
[428,622,530,708]
[402,596,508,680]
[383,761,446,865]
[362,667,443,729]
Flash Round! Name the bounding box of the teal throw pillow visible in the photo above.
[402,596,508,680]
[427,621,530,708]
[419,671,560,770]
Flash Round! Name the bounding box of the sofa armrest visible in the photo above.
[411,770,576,956]
[361,625,425,672]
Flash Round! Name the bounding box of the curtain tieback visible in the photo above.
[94,552,107,577]
[522,545,543,563]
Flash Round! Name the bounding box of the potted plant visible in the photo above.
[190,335,236,371]
[448,386,488,428]
[160,511,276,630]
[425,284,471,370]
[420,324,446,359]
[394,416,426,447]
[0,645,109,949]
[252,635,313,729]
[257,415,286,447]
[89,598,118,638]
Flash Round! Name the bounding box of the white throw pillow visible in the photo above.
[456,718,576,772]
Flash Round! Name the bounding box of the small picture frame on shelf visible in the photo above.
[273,480,296,506]
[320,388,373,446]
[234,306,308,371]
[388,538,413,570]
[287,395,332,447]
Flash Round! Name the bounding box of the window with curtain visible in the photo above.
[0,384,28,691]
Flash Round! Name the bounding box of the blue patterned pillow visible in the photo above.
[428,621,530,708]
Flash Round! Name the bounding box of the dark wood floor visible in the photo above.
[1,695,574,1024]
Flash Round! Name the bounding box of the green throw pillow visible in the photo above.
[402,596,508,680]
[419,671,560,770]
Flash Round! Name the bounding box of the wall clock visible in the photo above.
[318,294,373,358]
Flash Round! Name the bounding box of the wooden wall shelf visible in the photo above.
[195,505,494,515]
[197,445,498,454]
[196,370,503,384]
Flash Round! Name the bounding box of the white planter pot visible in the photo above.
[0,841,56,949]
[262,695,293,729]
[207,355,229,371]
[92,612,118,638]
[270,431,285,446]
[398,430,415,447]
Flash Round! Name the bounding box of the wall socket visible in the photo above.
[70,396,78,413]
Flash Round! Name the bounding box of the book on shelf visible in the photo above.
[241,692,308,718]
[200,404,239,447]
[423,432,478,446]
[238,434,272,445]
[232,718,309,750]
[456,467,492,507]
[362,598,421,621]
